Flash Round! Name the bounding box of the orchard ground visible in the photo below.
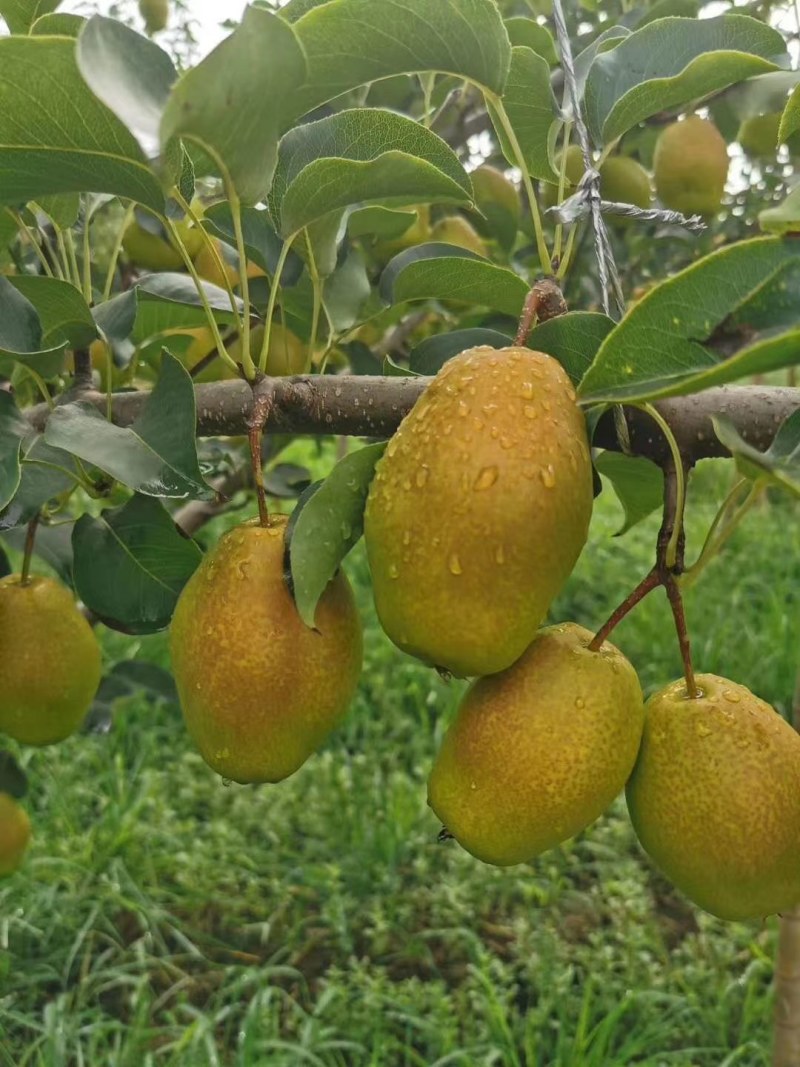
[1,444,797,1067]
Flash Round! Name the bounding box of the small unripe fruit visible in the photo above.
[430,215,488,256]
[139,0,169,35]
[653,116,729,217]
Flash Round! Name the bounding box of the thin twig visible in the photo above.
[247,375,275,528]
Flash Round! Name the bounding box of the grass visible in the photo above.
[1,453,798,1066]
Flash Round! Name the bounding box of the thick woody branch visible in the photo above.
[25,377,800,465]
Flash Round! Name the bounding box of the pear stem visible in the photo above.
[587,568,660,652]
[515,278,568,346]
[664,574,698,699]
[247,375,274,528]
[20,515,40,586]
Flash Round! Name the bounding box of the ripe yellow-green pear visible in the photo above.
[430,215,488,256]
[170,516,363,784]
[0,794,31,877]
[230,324,307,378]
[364,346,593,677]
[123,215,202,273]
[373,205,431,260]
[653,116,729,217]
[428,623,644,865]
[139,0,169,34]
[0,576,101,746]
[738,113,781,158]
[469,165,521,245]
[627,674,800,921]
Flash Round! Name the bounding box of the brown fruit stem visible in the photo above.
[515,278,568,346]
[664,574,698,699]
[20,514,40,586]
[247,375,275,529]
[587,568,660,652]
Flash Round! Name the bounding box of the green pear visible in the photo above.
[653,116,729,217]
[428,623,644,865]
[170,516,363,784]
[139,0,169,34]
[542,147,652,223]
[364,346,593,677]
[0,793,31,877]
[0,576,101,746]
[627,674,800,921]
[430,215,488,256]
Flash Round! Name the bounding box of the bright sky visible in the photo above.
[61,0,234,53]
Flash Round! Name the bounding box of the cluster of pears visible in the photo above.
[0,574,103,876]
[543,115,730,222]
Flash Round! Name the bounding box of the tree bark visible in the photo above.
[24,378,800,466]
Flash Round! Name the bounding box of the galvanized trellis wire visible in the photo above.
[548,0,706,319]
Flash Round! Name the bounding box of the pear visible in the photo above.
[470,164,521,247]
[0,793,31,877]
[430,215,488,256]
[0,576,101,746]
[626,674,800,921]
[364,346,593,677]
[139,0,169,34]
[542,146,651,220]
[170,516,363,784]
[428,623,644,865]
[653,116,729,217]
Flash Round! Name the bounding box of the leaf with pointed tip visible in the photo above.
[781,81,800,144]
[713,410,800,498]
[78,16,177,165]
[380,243,528,317]
[0,0,60,33]
[286,442,386,627]
[31,11,82,34]
[287,0,511,120]
[759,185,800,235]
[34,194,81,229]
[488,46,559,181]
[506,17,557,66]
[160,6,306,204]
[0,36,164,210]
[0,276,66,378]
[0,437,80,531]
[271,109,472,238]
[9,275,98,349]
[44,352,213,500]
[594,451,664,535]
[409,328,512,375]
[528,311,614,386]
[73,493,203,634]
[0,393,26,513]
[579,237,800,403]
[584,15,786,145]
[202,202,303,286]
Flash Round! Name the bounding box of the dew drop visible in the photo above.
[575,698,585,709]
[695,721,713,738]
[416,467,429,488]
[340,522,352,540]
[388,563,399,579]
[495,544,505,565]
[523,404,537,420]
[490,427,500,440]
[474,466,499,491]
[402,478,412,491]
[458,401,469,417]
[520,381,534,399]
[448,553,463,576]
[540,465,556,488]
[402,530,412,546]
[205,626,213,637]
[722,689,741,704]
[500,436,514,450]
[470,781,477,791]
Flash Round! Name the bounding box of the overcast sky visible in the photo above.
[61,0,236,53]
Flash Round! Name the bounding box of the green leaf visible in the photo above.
[759,185,800,235]
[505,16,557,66]
[348,205,419,241]
[528,311,614,387]
[0,751,27,802]
[287,0,511,120]
[579,237,800,403]
[2,519,74,585]
[160,6,306,204]
[0,276,66,378]
[781,80,800,144]
[9,275,98,350]
[488,46,559,181]
[0,393,26,513]
[73,493,203,634]
[584,15,786,145]
[0,0,60,33]
[44,352,213,500]
[594,451,664,535]
[0,437,79,531]
[34,193,81,229]
[271,108,472,238]
[0,36,164,210]
[713,411,800,499]
[202,202,303,286]
[78,16,177,165]
[380,243,528,317]
[93,272,243,347]
[409,328,512,375]
[323,249,371,332]
[30,11,82,34]
[286,442,386,627]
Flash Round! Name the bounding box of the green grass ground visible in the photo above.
[2,454,799,1066]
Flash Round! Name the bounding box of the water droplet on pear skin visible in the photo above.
[723,690,741,704]
[495,545,505,565]
[695,721,713,738]
[402,530,411,546]
[416,467,429,488]
[389,563,399,579]
[540,465,556,488]
[520,381,534,399]
[448,553,463,576]
[523,405,537,419]
[474,466,499,491]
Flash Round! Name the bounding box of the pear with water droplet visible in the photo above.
[364,346,593,676]
[0,793,31,877]
[170,517,363,784]
[428,623,644,865]
[626,674,800,921]
[0,576,101,746]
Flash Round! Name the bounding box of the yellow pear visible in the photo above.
[373,205,431,260]
[123,215,202,272]
[653,116,729,217]
[0,794,31,877]
[170,516,363,784]
[229,324,308,377]
[364,346,593,677]
[0,576,101,746]
[139,0,169,34]
[627,674,800,921]
[430,215,488,256]
[428,623,644,865]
